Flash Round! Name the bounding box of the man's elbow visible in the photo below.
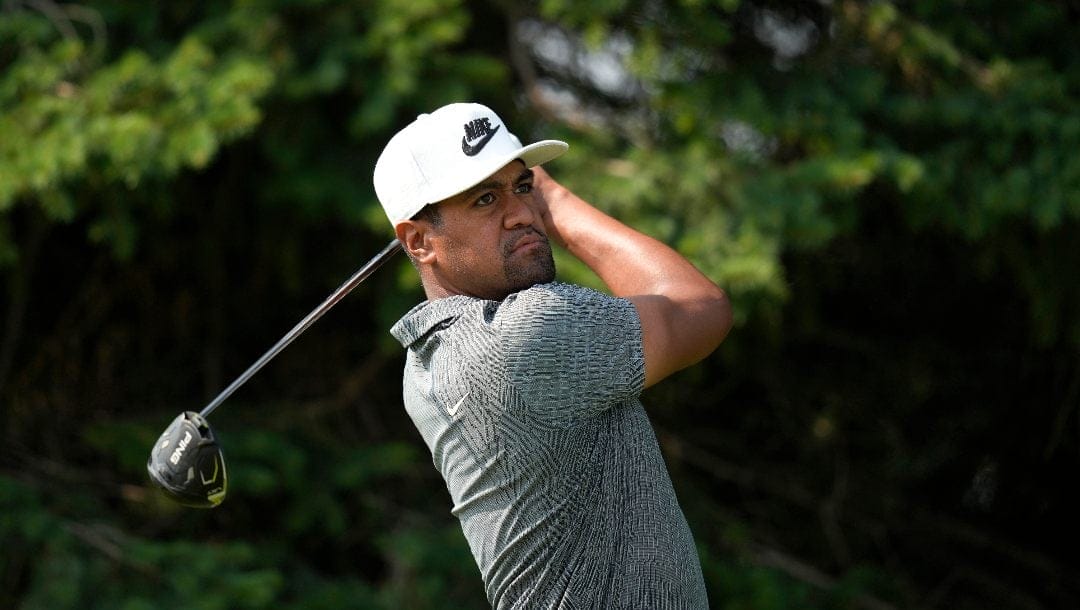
[685,285,732,364]
[710,287,733,347]
[641,287,733,388]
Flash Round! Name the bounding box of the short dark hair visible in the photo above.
[411,204,442,226]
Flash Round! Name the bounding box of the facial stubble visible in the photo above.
[502,228,556,294]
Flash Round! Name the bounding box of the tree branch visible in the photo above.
[0,210,47,399]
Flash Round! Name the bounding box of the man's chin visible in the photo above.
[504,252,556,295]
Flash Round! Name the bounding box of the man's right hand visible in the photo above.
[529,165,570,250]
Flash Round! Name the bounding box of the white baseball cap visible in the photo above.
[373,102,568,225]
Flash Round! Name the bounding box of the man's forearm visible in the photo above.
[537,179,709,297]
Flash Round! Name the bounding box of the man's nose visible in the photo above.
[504,189,537,229]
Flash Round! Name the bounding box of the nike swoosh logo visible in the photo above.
[461,125,500,156]
[200,455,220,484]
[446,391,470,417]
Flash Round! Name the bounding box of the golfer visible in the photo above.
[374,102,731,609]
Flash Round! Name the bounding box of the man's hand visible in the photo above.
[528,165,569,249]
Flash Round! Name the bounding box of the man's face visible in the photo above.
[423,160,556,300]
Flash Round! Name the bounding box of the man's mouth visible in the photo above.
[506,230,547,256]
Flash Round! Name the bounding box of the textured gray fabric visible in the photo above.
[390,282,709,609]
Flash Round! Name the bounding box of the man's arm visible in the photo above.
[531,166,732,388]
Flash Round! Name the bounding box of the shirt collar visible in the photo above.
[390,295,478,347]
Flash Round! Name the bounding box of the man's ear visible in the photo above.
[395,220,436,264]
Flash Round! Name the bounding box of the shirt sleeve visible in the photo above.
[493,282,646,423]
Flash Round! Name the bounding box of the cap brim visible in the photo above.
[517,139,569,170]
[420,139,568,214]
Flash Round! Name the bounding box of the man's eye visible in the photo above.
[476,193,496,206]
[515,183,533,194]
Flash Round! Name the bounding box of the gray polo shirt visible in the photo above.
[390,282,708,609]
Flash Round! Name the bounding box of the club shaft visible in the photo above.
[200,239,402,418]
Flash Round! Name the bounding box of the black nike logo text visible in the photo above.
[461,118,501,156]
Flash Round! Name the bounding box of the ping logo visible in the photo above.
[461,117,500,156]
[169,430,193,465]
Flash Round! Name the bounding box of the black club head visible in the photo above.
[147,411,227,508]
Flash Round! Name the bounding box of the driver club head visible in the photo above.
[147,411,227,508]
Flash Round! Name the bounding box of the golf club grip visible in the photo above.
[199,239,403,418]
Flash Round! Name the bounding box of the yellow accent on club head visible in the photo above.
[200,455,220,485]
[207,487,226,506]
[205,456,227,507]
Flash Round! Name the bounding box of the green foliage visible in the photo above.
[2,417,486,609]
[0,15,273,260]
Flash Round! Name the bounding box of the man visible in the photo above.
[373,102,731,608]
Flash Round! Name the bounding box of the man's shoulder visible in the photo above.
[494,281,638,341]
[498,281,646,413]
[500,281,614,315]
[391,282,630,348]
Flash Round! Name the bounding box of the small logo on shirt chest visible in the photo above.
[447,392,470,417]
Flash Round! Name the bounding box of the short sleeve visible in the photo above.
[494,282,645,421]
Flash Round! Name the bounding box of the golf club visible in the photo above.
[147,238,402,508]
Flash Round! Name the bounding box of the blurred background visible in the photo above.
[2,1,1079,608]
